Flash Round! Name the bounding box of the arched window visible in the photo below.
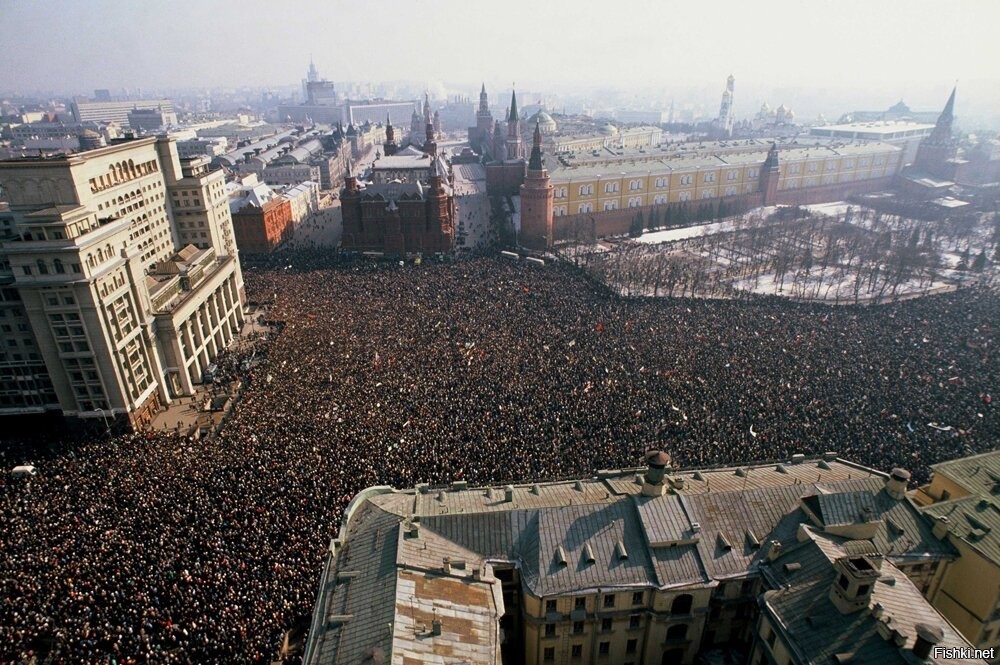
[671,594,693,615]
[666,624,688,640]
[37,259,49,275]
[53,259,65,274]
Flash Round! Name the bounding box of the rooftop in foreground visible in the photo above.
[303,453,978,665]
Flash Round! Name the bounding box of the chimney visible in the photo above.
[504,485,514,502]
[932,515,951,540]
[642,450,671,497]
[767,540,783,562]
[886,468,910,500]
[913,623,944,660]
[829,555,881,614]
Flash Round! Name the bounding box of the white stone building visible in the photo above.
[0,136,245,429]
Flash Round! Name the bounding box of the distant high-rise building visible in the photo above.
[0,138,245,428]
[71,99,175,126]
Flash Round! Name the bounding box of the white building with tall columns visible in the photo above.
[0,136,245,429]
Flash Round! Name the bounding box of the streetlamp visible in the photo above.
[94,408,111,436]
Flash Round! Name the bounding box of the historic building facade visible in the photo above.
[0,137,245,429]
[340,124,456,254]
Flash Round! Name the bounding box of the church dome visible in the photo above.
[599,122,619,136]
[529,110,557,134]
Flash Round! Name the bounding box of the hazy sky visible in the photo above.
[2,0,998,107]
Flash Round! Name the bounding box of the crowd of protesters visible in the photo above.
[1,254,996,663]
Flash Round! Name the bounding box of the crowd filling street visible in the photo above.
[2,253,997,663]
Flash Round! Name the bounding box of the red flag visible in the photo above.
[596,322,603,333]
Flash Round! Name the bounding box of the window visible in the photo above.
[544,647,555,662]
[679,191,691,202]
[573,621,584,634]
[53,260,65,274]
[632,592,643,606]
[857,584,870,596]
[626,638,637,654]
[704,172,716,183]
[546,599,557,614]
[838,575,849,590]
[601,618,613,632]
[545,623,556,638]
[628,197,641,208]
[605,182,619,193]
[603,201,617,211]
[22,265,32,276]
[671,594,693,615]
[655,177,666,187]
[727,171,737,181]
[702,190,714,199]
[603,594,615,609]
[629,179,642,190]
[599,641,610,655]
[653,195,665,204]
[575,597,586,610]
[571,644,583,659]
[667,624,688,640]
[578,203,593,214]
[789,164,800,174]
[629,615,641,629]
[680,174,693,185]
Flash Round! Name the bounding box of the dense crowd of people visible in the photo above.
[1,255,996,663]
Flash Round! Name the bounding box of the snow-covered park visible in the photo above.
[572,202,998,303]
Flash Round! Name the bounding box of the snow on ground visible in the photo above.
[637,219,736,244]
[804,201,853,218]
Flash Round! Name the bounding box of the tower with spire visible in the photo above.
[505,90,525,161]
[914,86,958,179]
[469,83,495,154]
[519,121,554,250]
[492,119,506,163]
[383,114,398,156]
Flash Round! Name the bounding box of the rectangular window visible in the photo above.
[575,597,586,610]
[544,647,555,662]
[599,641,610,655]
[632,592,643,605]
[545,623,556,638]
[601,618,613,632]
[629,615,641,630]
[573,621,584,634]
[626,639,637,654]
[546,599,557,614]
[603,594,615,608]
[572,644,583,659]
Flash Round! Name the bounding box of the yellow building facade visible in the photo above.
[547,138,901,219]
[911,452,1000,656]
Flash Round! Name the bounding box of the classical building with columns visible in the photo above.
[0,136,245,429]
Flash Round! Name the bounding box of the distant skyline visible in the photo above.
[2,0,999,123]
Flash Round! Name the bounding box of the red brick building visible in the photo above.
[231,197,293,253]
[340,124,455,254]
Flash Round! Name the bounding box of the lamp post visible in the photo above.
[94,408,111,436]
